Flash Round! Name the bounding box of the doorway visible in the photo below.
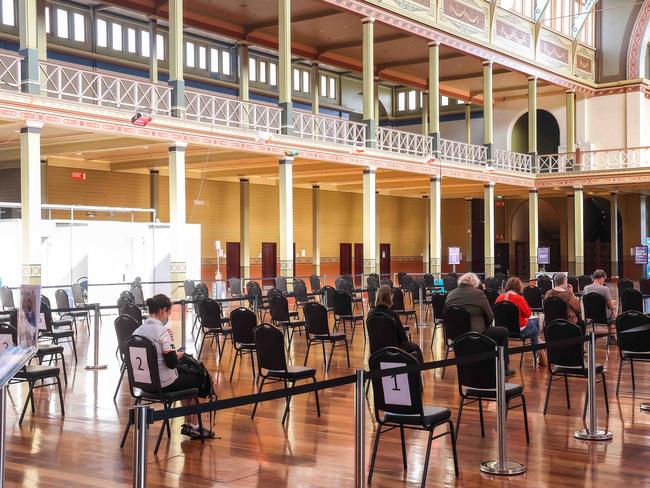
[226,242,240,279]
[495,243,509,276]
[340,243,352,276]
[380,243,391,276]
[261,242,277,286]
[511,109,561,154]
[354,243,363,286]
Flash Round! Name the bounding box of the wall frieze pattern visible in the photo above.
[627,0,650,79]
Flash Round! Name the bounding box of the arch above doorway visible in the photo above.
[510,110,560,155]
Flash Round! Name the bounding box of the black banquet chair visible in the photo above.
[618,278,634,295]
[269,293,305,349]
[615,311,650,396]
[367,347,459,487]
[391,287,417,326]
[440,306,472,378]
[484,288,499,311]
[119,335,204,454]
[196,298,233,358]
[40,302,77,363]
[621,288,644,313]
[543,319,608,418]
[112,314,142,400]
[494,300,536,367]
[583,292,615,347]
[251,323,320,424]
[453,332,529,441]
[429,292,447,349]
[542,296,568,327]
[121,301,143,325]
[333,291,365,341]
[640,277,650,297]
[56,288,90,334]
[303,301,350,370]
[309,275,321,293]
[229,307,258,382]
[523,285,543,313]
[537,275,552,295]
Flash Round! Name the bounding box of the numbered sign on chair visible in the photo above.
[129,346,152,384]
[0,334,13,350]
[380,361,411,406]
[37,313,46,331]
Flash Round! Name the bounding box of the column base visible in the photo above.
[170,261,187,300]
[575,256,585,276]
[279,260,294,278]
[429,258,442,276]
[280,102,294,135]
[363,118,376,148]
[22,264,42,285]
[484,256,495,277]
[363,259,376,277]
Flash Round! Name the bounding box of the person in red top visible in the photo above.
[495,277,540,347]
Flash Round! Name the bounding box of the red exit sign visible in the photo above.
[71,171,87,181]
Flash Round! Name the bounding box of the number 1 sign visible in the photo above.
[380,361,412,406]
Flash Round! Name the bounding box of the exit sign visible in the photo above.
[71,171,87,181]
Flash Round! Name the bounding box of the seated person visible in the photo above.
[496,277,540,345]
[367,285,423,365]
[444,272,514,376]
[544,273,585,329]
[133,294,215,440]
[582,269,616,322]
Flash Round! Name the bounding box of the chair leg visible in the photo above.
[448,421,459,476]
[420,429,435,488]
[543,376,552,416]
[327,342,335,371]
[18,381,34,425]
[521,395,529,443]
[70,335,78,363]
[601,372,609,413]
[441,346,450,379]
[59,353,68,385]
[564,374,571,409]
[367,427,383,485]
[154,404,169,454]
[478,398,485,437]
[197,335,205,358]
[120,413,133,448]
[455,399,464,440]
[249,351,256,381]
[196,398,205,445]
[321,341,328,369]
[630,359,636,391]
[281,380,294,424]
[113,363,126,400]
[616,358,623,397]
[303,340,311,367]
[312,376,321,417]
[519,338,526,368]
[229,350,239,383]
[251,377,266,419]
[399,425,408,470]
[344,339,351,368]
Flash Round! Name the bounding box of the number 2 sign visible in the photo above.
[129,346,152,384]
[380,361,412,406]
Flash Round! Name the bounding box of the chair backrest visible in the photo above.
[640,278,650,296]
[423,273,435,288]
[114,315,141,359]
[293,282,308,302]
[195,282,209,296]
[391,287,407,311]
[198,298,224,330]
[367,285,377,308]
[130,285,145,306]
[485,277,500,291]
[121,301,143,324]
[618,278,634,294]
[367,274,380,289]
[309,275,321,293]
[117,295,132,316]
[246,281,262,308]
[621,288,644,313]
[303,302,330,337]
[494,272,506,285]
[275,276,288,294]
[542,296,568,324]
[616,311,650,354]
[380,277,393,287]
[230,307,257,345]
[120,290,135,302]
[443,306,472,343]
[183,279,196,298]
[453,332,497,391]
[71,283,85,307]
[321,285,335,309]
[369,347,423,419]
[269,293,290,322]
[41,295,51,309]
[537,275,552,294]
[333,290,353,316]
[544,319,584,369]
[1,286,15,310]
[367,313,400,354]
[396,272,407,286]
[567,276,579,294]
[578,274,593,290]
[432,293,447,321]
[192,287,209,307]
[582,292,608,324]
[39,302,55,333]
[267,287,283,299]
[229,278,242,296]
[254,323,287,371]
[494,300,521,338]
[0,323,16,349]
[442,275,458,292]
[523,285,543,310]
[335,277,352,294]
[342,274,354,287]
[484,288,499,309]
[123,334,161,394]
[400,275,416,293]
[55,289,71,310]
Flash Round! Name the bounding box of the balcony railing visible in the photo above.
[493,148,533,173]
[538,153,576,173]
[40,62,172,115]
[375,127,432,157]
[0,51,20,90]
[185,89,281,133]
[580,147,650,170]
[439,138,487,167]
[293,111,365,146]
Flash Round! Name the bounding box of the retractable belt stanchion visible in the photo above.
[180,298,186,350]
[133,405,150,488]
[354,369,365,488]
[574,332,612,440]
[480,346,526,475]
[85,303,107,370]
[417,286,425,328]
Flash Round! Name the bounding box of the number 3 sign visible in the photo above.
[380,361,412,406]
[129,347,152,384]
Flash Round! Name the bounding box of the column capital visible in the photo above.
[311,60,320,67]
[430,176,441,183]
[169,141,187,151]
[21,121,44,133]
[428,40,440,48]
[610,191,618,196]
[240,177,249,183]
[484,182,495,189]
[422,194,429,199]
[362,16,375,24]
[565,89,576,94]
[527,76,537,82]
[363,167,376,175]
[237,40,250,48]
[279,156,294,165]
[529,188,538,194]
[573,185,583,191]
[149,168,160,174]
[312,184,320,189]
[482,59,493,67]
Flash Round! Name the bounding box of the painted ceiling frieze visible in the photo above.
[492,8,535,59]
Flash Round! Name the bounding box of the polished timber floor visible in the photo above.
[5,300,650,487]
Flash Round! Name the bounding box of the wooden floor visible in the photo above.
[6,299,650,487]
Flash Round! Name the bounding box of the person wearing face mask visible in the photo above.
[133,294,215,439]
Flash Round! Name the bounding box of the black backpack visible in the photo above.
[177,354,214,398]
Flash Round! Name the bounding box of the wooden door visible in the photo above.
[495,243,509,277]
[261,242,277,287]
[380,243,391,276]
[354,243,363,286]
[226,242,240,279]
[340,243,352,276]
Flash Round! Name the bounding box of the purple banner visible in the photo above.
[537,247,550,265]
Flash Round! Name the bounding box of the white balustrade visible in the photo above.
[580,147,650,170]
[0,52,20,90]
[493,148,533,172]
[293,111,365,146]
[375,127,432,157]
[439,138,487,167]
[40,62,171,115]
[185,89,281,133]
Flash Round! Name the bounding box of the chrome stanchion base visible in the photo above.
[574,429,613,441]
[480,460,527,475]
[640,403,650,412]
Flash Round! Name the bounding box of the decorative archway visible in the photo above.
[627,0,650,79]
[510,110,560,155]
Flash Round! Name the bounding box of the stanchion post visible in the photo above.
[85,303,107,370]
[417,285,425,328]
[180,299,186,350]
[480,346,526,475]
[574,332,612,440]
[133,405,150,488]
[0,385,6,488]
[354,369,365,488]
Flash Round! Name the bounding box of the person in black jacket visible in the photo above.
[367,285,423,364]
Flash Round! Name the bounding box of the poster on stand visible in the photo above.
[18,285,41,350]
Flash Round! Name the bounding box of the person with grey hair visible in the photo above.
[444,272,514,376]
[582,269,616,321]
